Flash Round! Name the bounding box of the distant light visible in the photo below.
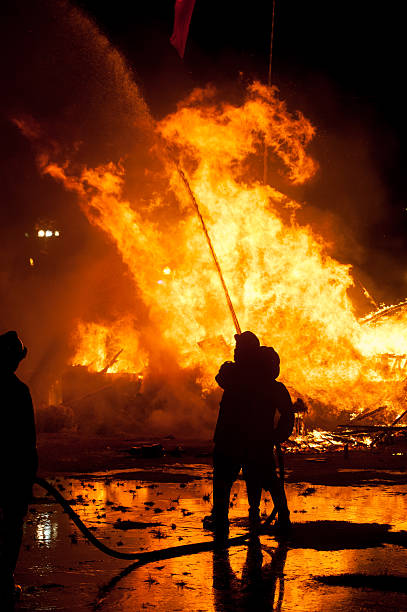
[54,230,60,237]
[157,280,164,285]
[38,230,45,237]
[29,258,34,267]
[45,230,53,237]
[24,232,29,238]
[163,266,171,275]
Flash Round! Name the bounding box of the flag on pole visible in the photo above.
[170,0,196,59]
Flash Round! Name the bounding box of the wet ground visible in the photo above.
[14,458,407,611]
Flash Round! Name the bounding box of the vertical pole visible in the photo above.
[263,0,276,185]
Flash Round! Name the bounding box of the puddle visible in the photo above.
[14,466,407,611]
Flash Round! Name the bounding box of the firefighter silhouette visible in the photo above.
[0,331,37,605]
[205,331,292,536]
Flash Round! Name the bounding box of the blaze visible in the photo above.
[39,82,407,423]
[71,319,147,374]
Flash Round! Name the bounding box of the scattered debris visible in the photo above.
[299,487,316,497]
[113,519,163,530]
[175,580,187,589]
[151,528,168,539]
[128,444,165,458]
[111,505,130,513]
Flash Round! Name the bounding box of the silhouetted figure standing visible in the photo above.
[245,345,292,530]
[205,331,292,536]
[0,331,38,606]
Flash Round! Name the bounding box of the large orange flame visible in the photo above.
[71,320,147,374]
[41,83,407,423]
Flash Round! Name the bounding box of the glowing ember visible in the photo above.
[289,430,372,453]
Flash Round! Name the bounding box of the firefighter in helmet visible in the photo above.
[0,331,37,605]
[204,331,292,537]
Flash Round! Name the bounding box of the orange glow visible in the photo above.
[71,320,147,374]
[41,83,407,422]
[290,430,372,452]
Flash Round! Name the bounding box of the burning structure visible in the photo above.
[3,1,407,439]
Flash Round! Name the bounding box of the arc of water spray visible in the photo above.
[175,163,242,335]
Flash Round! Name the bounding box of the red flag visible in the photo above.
[170,0,196,59]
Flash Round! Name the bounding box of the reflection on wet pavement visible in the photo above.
[14,466,407,611]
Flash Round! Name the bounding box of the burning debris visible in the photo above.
[287,429,356,453]
[338,404,407,448]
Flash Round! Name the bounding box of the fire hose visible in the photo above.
[34,473,283,563]
[33,476,284,563]
[34,476,263,563]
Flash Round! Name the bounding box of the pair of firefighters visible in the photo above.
[206,330,291,536]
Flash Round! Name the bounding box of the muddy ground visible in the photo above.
[37,432,407,486]
[12,434,407,610]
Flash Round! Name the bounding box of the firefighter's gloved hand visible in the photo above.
[215,361,236,389]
